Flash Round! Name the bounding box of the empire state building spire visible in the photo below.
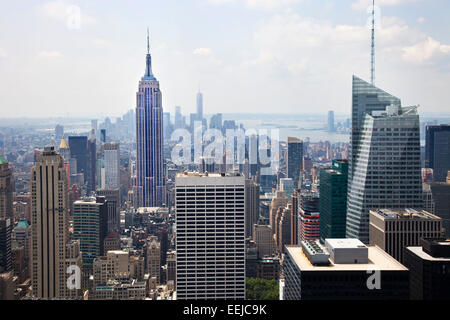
[143,28,155,80]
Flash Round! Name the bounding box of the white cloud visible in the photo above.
[402,37,450,65]
[39,0,96,28]
[352,0,421,10]
[208,0,303,10]
[37,50,62,58]
[0,48,7,58]
[417,17,426,24]
[193,48,213,56]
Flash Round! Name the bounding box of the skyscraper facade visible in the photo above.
[0,155,13,220]
[425,125,450,182]
[245,179,260,238]
[87,129,97,193]
[319,160,348,242]
[347,76,422,243]
[68,136,88,184]
[104,142,120,190]
[135,31,165,207]
[298,191,320,241]
[287,137,303,188]
[30,146,82,298]
[327,110,335,132]
[175,172,246,300]
[0,218,12,273]
[196,91,203,121]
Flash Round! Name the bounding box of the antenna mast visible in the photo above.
[371,0,375,85]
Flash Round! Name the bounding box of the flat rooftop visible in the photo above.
[406,246,450,262]
[326,238,367,249]
[371,209,440,220]
[285,245,407,271]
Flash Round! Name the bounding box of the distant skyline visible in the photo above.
[0,0,450,118]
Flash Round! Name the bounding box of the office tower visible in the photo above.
[245,179,260,238]
[55,124,64,142]
[253,223,276,258]
[175,172,245,299]
[189,113,197,132]
[103,231,120,255]
[369,209,442,263]
[404,238,450,300]
[210,113,222,131]
[87,129,97,193]
[424,182,450,238]
[425,125,450,182]
[302,156,313,175]
[287,137,303,188]
[298,191,320,241]
[290,190,299,245]
[280,178,294,199]
[68,136,88,184]
[100,129,106,144]
[327,110,335,132]
[0,218,12,273]
[58,135,70,162]
[91,119,98,133]
[96,189,120,233]
[196,91,203,121]
[347,76,422,244]
[282,239,409,300]
[163,112,172,139]
[73,197,108,271]
[103,143,120,190]
[269,190,288,234]
[12,219,30,276]
[30,146,82,298]
[166,250,176,285]
[93,250,130,285]
[146,237,161,284]
[0,272,14,300]
[174,106,183,129]
[277,205,291,253]
[319,160,348,242]
[135,31,165,207]
[0,155,13,220]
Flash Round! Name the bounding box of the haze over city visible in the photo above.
[1,0,450,118]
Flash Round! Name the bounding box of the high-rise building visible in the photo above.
[0,218,12,273]
[370,209,443,263]
[68,136,88,184]
[425,125,450,182]
[290,190,299,245]
[319,160,348,242]
[135,31,166,207]
[404,238,450,300]
[277,205,291,253]
[87,129,97,193]
[0,155,13,220]
[347,76,422,243]
[103,143,120,190]
[253,223,276,258]
[327,110,335,132]
[96,189,120,233]
[287,137,303,188]
[298,191,320,241]
[210,113,222,131]
[73,197,108,271]
[146,237,161,284]
[55,125,64,142]
[163,112,172,140]
[423,182,450,238]
[280,178,294,199]
[196,91,203,121]
[30,146,82,298]
[174,106,184,129]
[282,239,409,300]
[269,190,288,235]
[175,172,245,299]
[245,179,260,238]
[12,219,30,277]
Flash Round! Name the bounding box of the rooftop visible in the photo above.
[406,246,450,262]
[285,244,407,271]
[371,209,440,221]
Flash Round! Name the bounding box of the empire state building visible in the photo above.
[135,30,165,207]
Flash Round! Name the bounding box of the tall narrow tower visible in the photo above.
[371,0,375,85]
[135,30,166,207]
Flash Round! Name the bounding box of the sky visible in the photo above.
[0,0,449,119]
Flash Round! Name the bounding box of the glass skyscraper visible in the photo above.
[346,76,422,243]
[135,31,166,207]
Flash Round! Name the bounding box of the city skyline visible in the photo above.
[1,0,450,118]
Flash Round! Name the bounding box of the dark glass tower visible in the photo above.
[287,137,303,188]
[135,31,165,207]
[68,136,88,184]
[425,125,450,182]
[319,160,348,243]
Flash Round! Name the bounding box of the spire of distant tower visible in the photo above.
[143,28,155,80]
[371,0,375,85]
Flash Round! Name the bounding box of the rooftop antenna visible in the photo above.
[371,0,375,85]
